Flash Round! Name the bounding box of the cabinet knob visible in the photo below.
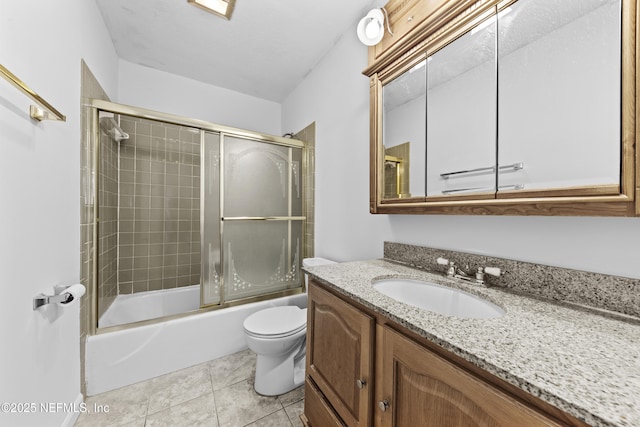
[378,400,390,412]
[356,379,366,389]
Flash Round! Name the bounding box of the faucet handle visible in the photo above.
[484,267,501,277]
[438,258,457,277]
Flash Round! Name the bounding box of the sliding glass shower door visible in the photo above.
[90,99,309,331]
[201,132,222,305]
[201,133,304,307]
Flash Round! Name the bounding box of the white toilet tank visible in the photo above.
[302,257,336,288]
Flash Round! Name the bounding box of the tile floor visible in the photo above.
[74,349,304,427]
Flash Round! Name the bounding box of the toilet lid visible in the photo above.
[243,306,307,338]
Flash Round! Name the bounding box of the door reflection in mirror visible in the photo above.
[382,58,427,199]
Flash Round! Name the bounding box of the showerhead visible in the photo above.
[99,112,129,143]
[107,124,129,142]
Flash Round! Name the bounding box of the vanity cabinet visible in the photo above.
[303,279,586,427]
[304,281,374,426]
[377,326,562,426]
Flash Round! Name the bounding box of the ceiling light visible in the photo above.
[188,0,235,20]
[357,8,393,46]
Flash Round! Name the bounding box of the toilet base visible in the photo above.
[254,348,305,396]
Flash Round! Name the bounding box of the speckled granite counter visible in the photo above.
[304,259,640,427]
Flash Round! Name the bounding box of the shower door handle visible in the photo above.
[221,216,306,221]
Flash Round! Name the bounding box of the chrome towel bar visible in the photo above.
[440,162,523,180]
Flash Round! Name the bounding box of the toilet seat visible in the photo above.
[243,306,307,339]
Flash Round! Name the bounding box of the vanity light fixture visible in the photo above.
[357,8,393,46]
[188,0,235,20]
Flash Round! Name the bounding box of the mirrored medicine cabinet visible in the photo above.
[366,0,639,216]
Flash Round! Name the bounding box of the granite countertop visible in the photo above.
[304,259,640,427]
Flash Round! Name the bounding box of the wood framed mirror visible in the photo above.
[366,0,639,216]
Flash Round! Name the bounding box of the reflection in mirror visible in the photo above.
[383,58,427,199]
[498,0,621,192]
[426,16,497,197]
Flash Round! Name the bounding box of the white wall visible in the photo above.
[282,24,640,279]
[282,31,392,263]
[0,1,118,426]
[118,60,282,136]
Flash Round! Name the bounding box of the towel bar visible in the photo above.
[0,63,66,122]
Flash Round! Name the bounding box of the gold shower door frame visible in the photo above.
[90,99,307,334]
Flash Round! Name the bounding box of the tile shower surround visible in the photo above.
[80,61,111,396]
[80,60,317,396]
[84,111,316,317]
[384,241,640,318]
[117,117,201,295]
[295,122,315,260]
[97,120,119,318]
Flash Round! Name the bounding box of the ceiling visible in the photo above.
[95,0,385,102]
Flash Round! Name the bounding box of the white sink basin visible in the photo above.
[373,278,505,319]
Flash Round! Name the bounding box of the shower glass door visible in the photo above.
[201,134,304,306]
[201,132,221,305]
[90,99,309,330]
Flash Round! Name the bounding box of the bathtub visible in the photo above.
[86,288,306,396]
[99,285,201,328]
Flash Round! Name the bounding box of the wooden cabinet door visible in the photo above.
[377,326,562,427]
[307,282,375,426]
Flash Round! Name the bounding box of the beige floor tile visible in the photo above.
[208,348,256,390]
[146,393,218,427]
[213,380,283,427]
[148,363,209,391]
[118,418,147,427]
[75,412,145,427]
[147,364,213,414]
[245,409,293,427]
[284,400,304,427]
[75,350,306,427]
[278,385,304,407]
[75,382,149,427]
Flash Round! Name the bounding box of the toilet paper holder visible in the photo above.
[33,284,81,310]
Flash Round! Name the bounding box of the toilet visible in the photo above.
[243,257,336,396]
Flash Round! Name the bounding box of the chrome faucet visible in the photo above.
[436,257,501,287]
